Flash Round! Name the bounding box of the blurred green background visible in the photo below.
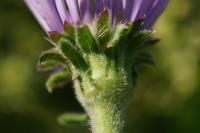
[0,0,200,133]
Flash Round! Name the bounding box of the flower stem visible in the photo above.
[89,102,125,133]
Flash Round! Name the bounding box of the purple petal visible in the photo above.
[115,0,123,21]
[78,0,91,24]
[123,0,134,21]
[54,0,73,24]
[143,0,169,29]
[95,0,103,14]
[25,0,64,33]
[89,1,95,18]
[136,0,157,19]
[78,0,88,17]
[129,0,144,22]
[110,0,116,23]
[110,0,123,27]
[66,0,81,24]
[102,0,110,9]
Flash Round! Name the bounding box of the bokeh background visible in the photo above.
[0,0,200,133]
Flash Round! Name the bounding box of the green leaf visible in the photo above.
[57,113,88,127]
[60,39,88,71]
[38,49,67,71]
[46,71,71,93]
[77,25,98,53]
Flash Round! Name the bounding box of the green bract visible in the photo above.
[57,113,88,126]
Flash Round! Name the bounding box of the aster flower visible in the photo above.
[25,0,169,133]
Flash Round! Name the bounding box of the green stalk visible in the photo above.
[89,102,126,133]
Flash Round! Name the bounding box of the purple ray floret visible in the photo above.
[24,0,64,33]
[54,0,72,24]
[25,0,169,34]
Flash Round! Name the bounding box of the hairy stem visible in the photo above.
[89,102,126,133]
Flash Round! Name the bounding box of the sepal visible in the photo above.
[107,24,127,48]
[37,49,68,71]
[128,31,152,53]
[64,21,75,37]
[48,32,62,43]
[46,71,71,93]
[127,17,145,38]
[60,39,88,71]
[77,25,98,53]
[134,52,155,67]
[96,11,111,50]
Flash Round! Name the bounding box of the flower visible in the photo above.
[26,1,170,132]
[25,0,169,34]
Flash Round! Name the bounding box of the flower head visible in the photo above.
[27,0,170,114]
[26,1,170,131]
[25,0,169,34]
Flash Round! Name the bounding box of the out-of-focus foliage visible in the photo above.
[0,0,199,133]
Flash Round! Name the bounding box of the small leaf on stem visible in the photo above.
[57,113,88,126]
